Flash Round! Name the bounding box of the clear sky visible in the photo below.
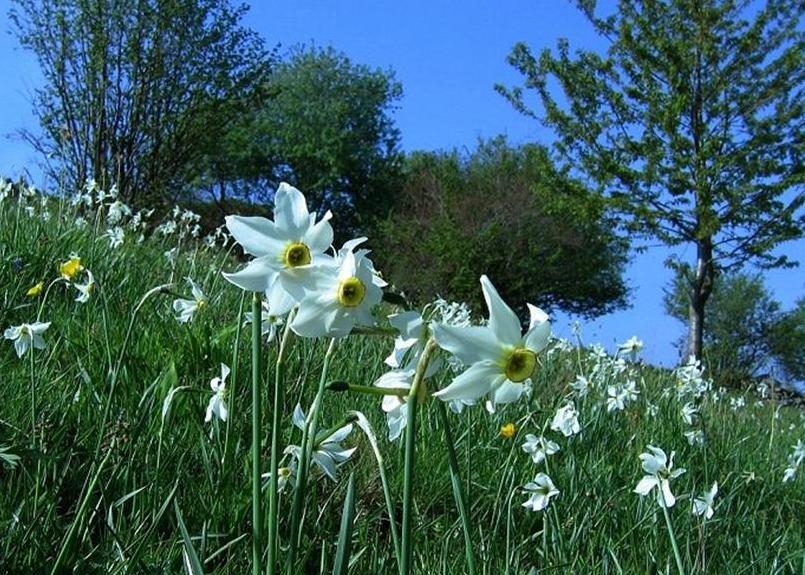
[0,0,802,367]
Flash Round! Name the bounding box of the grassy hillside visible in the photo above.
[0,180,803,574]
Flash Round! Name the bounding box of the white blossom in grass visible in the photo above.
[290,241,385,338]
[264,458,297,493]
[106,200,132,225]
[730,396,746,410]
[618,336,643,358]
[73,270,96,303]
[681,402,698,425]
[692,482,718,519]
[550,402,581,437]
[223,183,334,315]
[521,434,560,465]
[173,278,208,323]
[571,375,590,398]
[205,364,230,423]
[522,473,559,512]
[375,369,414,442]
[634,445,686,508]
[431,275,550,404]
[684,430,704,446]
[106,226,125,248]
[164,247,179,265]
[244,299,285,343]
[606,385,626,412]
[782,440,804,483]
[647,402,659,417]
[4,322,51,357]
[288,404,356,480]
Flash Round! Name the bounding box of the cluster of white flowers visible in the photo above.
[674,355,712,399]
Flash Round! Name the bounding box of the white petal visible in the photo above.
[274,183,310,237]
[434,360,505,402]
[324,424,353,444]
[659,480,676,508]
[224,257,279,292]
[266,276,298,316]
[389,311,424,340]
[302,210,334,253]
[292,404,306,430]
[224,215,285,257]
[312,452,338,480]
[490,381,527,405]
[480,275,521,346]
[292,297,340,338]
[634,476,658,496]
[524,304,551,352]
[431,323,500,365]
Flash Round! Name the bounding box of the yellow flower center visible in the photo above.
[500,423,516,439]
[504,348,536,383]
[337,276,366,307]
[282,242,311,268]
[197,298,208,310]
[59,257,82,279]
[279,467,291,479]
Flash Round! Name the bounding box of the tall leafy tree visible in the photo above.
[497,0,804,360]
[197,47,404,237]
[375,138,630,318]
[9,0,271,204]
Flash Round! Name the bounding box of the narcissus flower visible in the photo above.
[290,241,385,338]
[432,275,550,403]
[224,183,333,315]
[288,404,356,480]
[173,278,208,323]
[205,364,230,423]
[59,256,82,280]
[634,445,686,508]
[26,281,44,297]
[4,322,51,357]
[681,402,698,425]
[522,472,559,511]
[550,403,581,437]
[618,336,643,357]
[692,482,718,519]
[73,270,95,303]
[522,434,560,464]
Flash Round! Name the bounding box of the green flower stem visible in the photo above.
[267,308,295,575]
[661,500,686,575]
[222,291,247,480]
[401,338,438,575]
[94,283,172,458]
[436,400,478,575]
[286,338,337,573]
[251,293,263,575]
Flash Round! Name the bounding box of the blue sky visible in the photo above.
[0,0,802,366]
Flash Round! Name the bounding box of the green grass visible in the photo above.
[0,187,803,574]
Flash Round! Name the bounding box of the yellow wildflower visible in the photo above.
[59,256,82,280]
[500,423,516,439]
[26,281,44,297]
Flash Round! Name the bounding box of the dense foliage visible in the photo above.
[665,271,804,387]
[375,138,630,318]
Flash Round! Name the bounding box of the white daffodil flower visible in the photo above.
[522,434,560,465]
[375,369,415,441]
[618,336,643,357]
[606,385,626,412]
[782,439,804,483]
[385,311,426,369]
[550,403,581,437]
[634,445,686,508]
[288,404,356,480]
[692,482,718,519]
[263,458,297,493]
[73,270,95,303]
[244,299,285,342]
[432,275,550,403]
[683,430,704,446]
[522,472,560,511]
[173,278,208,323]
[571,375,590,398]
[205,363,230,423]
[224,183,334,315]
[106,226,125,248]
[4,322,51,357]
[290,241,385,338]
[681,402,698,425]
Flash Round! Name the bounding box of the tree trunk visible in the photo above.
[686,238,714,361]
